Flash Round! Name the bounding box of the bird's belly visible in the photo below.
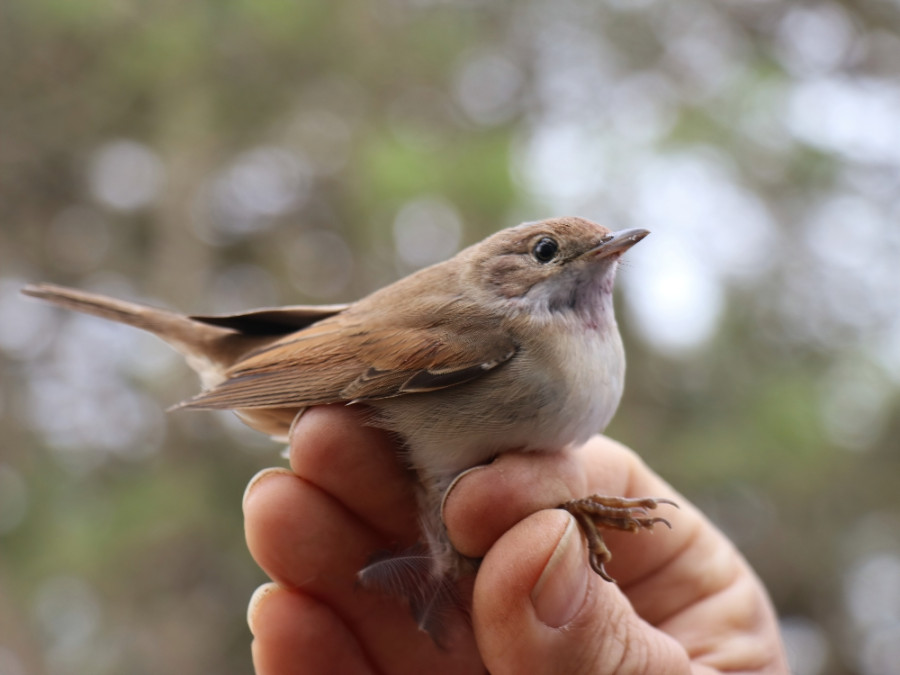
[372,328,625,486]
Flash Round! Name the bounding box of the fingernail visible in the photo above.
[440,464,490,523]
[531,515,589,628]
[287,407,308,441]
[242,467,294,511]
[247,582,280,636]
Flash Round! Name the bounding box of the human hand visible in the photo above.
[243,405,788,674]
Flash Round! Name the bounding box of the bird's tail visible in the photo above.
[357,543,470,644]
[21,283,232,374]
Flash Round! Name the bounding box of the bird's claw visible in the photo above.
[558,495,678,582]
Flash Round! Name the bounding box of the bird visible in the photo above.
[23,215,673,640]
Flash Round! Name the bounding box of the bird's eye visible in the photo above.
[532,237,559,263]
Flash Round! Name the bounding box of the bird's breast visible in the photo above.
[370,321,626,487]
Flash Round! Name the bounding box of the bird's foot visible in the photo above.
[558,495,678,582]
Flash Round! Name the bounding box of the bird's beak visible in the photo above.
[585,228,650,260]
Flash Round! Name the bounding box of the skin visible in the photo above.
[243,405,789,675]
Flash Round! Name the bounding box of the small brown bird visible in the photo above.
[23,216,673,639]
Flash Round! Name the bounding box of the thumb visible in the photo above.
[472,510,689,675]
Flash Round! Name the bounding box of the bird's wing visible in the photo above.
[189,304,350,335]
[178,315,517,410]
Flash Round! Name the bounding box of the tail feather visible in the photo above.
[21,283,216,352]
[21,283,259,390]
[22,283,320,438]
[357,544,467,644]
[21,283,347,366]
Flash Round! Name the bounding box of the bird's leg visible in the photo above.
[558,495,678,582]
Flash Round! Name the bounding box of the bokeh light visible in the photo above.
[453,51,523,126]
[781,615,829,675]
[88,140,165,212]
[393,196,463,268]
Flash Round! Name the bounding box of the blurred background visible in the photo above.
[1,0,899,673]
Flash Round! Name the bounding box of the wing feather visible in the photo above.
[179,313,517,411]
[190,304,349,335]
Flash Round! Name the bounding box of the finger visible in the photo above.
[444,435,695,589]
[243,468,374,592]
[243,467,484,674]
[243,468,447,672]
[473,509,690,675]
[289,405,418,543]
[656,566,788,672]
[447,437,788,670]
[248,583,376,675]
